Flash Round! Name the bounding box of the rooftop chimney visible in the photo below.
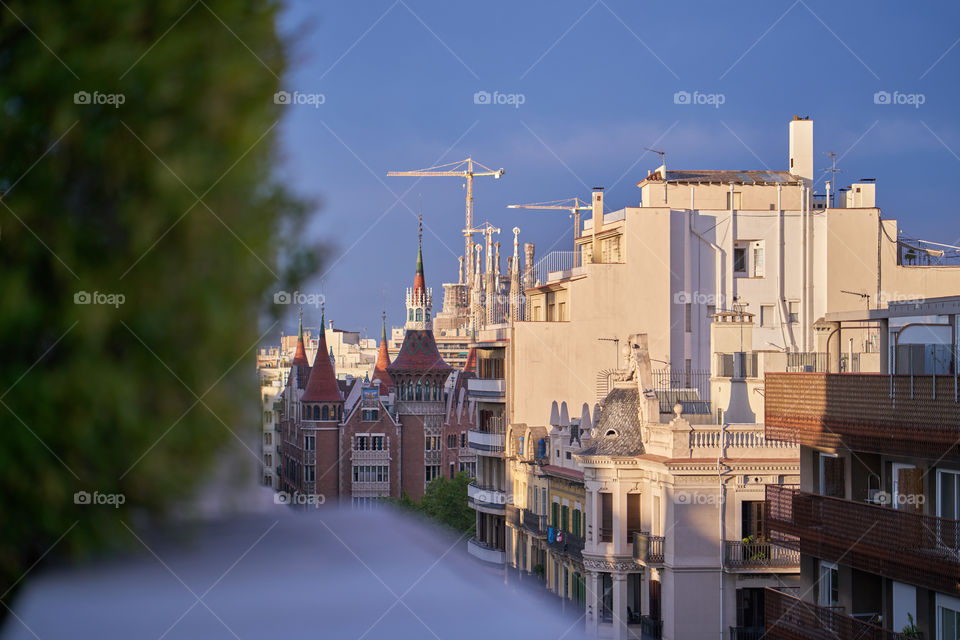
[591,187,604,263]
[788,116,813,187]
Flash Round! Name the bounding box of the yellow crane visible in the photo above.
[387,158,504,294]
[508,197,591,265]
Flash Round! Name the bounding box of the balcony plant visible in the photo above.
[741,534,770,561]
[901,612,922,639]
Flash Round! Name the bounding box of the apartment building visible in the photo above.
[763,297,960,640]
[257,349,286,488]
[513,117,959,431]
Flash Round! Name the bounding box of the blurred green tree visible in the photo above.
[0,0,317,616]
[418,472,475,533]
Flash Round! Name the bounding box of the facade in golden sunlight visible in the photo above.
[763,297,960,640]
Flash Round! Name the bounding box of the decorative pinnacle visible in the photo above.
[298,305,303,339]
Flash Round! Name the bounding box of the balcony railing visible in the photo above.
[785,352,862,373]
[467,482,507,510]
[690,425,797,450]
[766,484,960,596]
[728,627,764,640]
[467,537,506,564]
[506,504,521,528]
[765,372,960,461]
[467,377,506,397]
[764,587,910,640]
[467,428,505,453]
[522,509,547,536]
[546,527,584,556]
[633,532,664,564]
[724,540,799,569]
[639,615,662,640]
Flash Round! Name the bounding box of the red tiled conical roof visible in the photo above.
[387,329,452,374]
[462,347,477,375]
[371,315,394,395]
[302,312,342,403]
[291,310,309,368]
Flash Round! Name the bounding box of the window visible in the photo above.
[447,435,456,449]
[760,305,774,328]
[726,191,742,209]
[460,432,466,448]
[361,408,379,422]
[557,302,567,321]
[685,302,692,333]
[572,509,582,537]
[752,245,764,277]
[733,247,747,273]
[551,501,560,528]
[600,573,613,622]
[818,561,839,607]
[264,475,272,487]
[561,505,569,532]
[264,432,272,446]
[742,501,764,539]
[264,454,272,466]
[819,453,844,498]
[627,493,642,537]
[788,301,799,323]
[321,405,329,420]
[425,465,440,483]
[599,493,613,542]
[425,436,440,451]
[353,465,389,483]
[893,463,922,512]
[304,435,315,451]
[304,465,315,482]
[938,470,960,519]
[565,451,571,460]
[371,435,384,451]
[449,463,455,479]
[356,435,368,451]
[937,594,960,640]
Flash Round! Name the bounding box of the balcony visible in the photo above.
[522,509,547,536]
[764,588,910,640]
[506,504,521,528]
[728,627,764,640]
[724,540,799,571]
[546,527,584,557]
[467,428,504,454]
[766,485,960,596]
[632,532,664,564]
[467,537,505,564]
[765,373,960,461]
[467,482,506,512]
[467,377,506,400]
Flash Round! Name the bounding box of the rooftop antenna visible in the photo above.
[823,151,844,207]
[646,148,666,167]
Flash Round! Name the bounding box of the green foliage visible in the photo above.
[0,0,316,609]
[392,473,475,533]
[901,612,921,638]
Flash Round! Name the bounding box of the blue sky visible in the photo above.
[275,0,960,336]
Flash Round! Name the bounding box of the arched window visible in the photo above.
[322,405,329,420]
[416,308,423,322]
[313,405,320,420]
[408,309,413,321]
[432,382,437,400]
[416,381,422,400]
[426,310,431,321]
[337,406,342,421]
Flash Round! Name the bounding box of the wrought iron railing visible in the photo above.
[728,626,764,640]
[724,540,799,568]
[547,527,584,556]
[633,532,664,564]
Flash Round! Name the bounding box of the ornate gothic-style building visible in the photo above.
[278,225,470,505]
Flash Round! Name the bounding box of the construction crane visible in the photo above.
[387,158,504,295]
[508,197,592,266]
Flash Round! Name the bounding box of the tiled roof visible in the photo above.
[542,464,584,481]
[291,334,309,368]
[302,324,342,403]
[578,386,645,457]
[387,329,452,373]
[371,320,394,395]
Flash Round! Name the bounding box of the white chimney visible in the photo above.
[788,116,813,187]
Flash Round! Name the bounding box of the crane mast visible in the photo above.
[387,157,504,297]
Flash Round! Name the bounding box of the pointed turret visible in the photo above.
[302,307,342,405]
[291,307,309,368]
[371,312,394,396]
[412,214,426,298]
